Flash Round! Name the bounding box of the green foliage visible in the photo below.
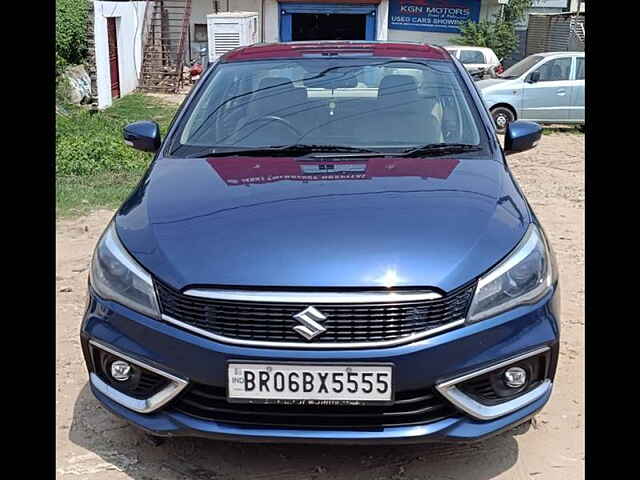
[454,19,518,60]
[454,0,532,60]
[502,0,534,24]
[56,94,179,216]
[57,172,142,217]
[56,75,73,104]
[56,94,178,177]
[56,0,89,77]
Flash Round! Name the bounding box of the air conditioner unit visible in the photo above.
[207,12,259,63]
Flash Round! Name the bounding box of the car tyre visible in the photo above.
[490,106,515,134]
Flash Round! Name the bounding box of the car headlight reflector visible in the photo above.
[467,224,554,323]
[89,222,160,318]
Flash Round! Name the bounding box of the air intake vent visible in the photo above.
[214,32,240,56]
[171,383,456,429]
[207,12,259,62]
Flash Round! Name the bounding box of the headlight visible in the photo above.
[467,224,555,323]
[89,222,160,318]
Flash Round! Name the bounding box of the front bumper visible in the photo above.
[80,285,560,444]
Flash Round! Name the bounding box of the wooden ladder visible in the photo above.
[139,0,192,93]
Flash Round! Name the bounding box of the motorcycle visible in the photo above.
[469,60,505,81]
[469,67,488,81]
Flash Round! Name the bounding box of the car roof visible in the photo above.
[444,45,494,53]
[221,41,451,62]
[534,51,585,57]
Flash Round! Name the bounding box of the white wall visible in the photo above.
[376,0,388,40]
[568,0,585,12]
[94,1,147,109]
[191,0,216,59]
[387,29,455,46]
[263,0,279,42]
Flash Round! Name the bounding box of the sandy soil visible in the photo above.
[56,132,584,479]
[145,90,190,106]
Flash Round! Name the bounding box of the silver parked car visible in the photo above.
[477,51,585,133]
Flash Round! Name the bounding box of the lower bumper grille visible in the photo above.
[170,383,456,429]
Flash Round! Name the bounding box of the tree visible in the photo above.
[502,0,535,24]
[56,0,89,77]
[454,20,518,60]
[454,0,533,60]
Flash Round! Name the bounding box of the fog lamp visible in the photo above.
[503,367,527,388]
[110,360,132,382]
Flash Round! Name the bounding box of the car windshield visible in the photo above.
[169,58,487,156]
[499,55,543,79]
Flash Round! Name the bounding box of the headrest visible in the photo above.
[257,77,294,92]
[303,71,359,89]
[378,75,419,98]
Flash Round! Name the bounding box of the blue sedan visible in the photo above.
[80,41,560,445]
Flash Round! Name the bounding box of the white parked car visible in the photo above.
[444,46,503,78]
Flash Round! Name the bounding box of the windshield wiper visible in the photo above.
[184,144,380,158]
[182,143,482,159]
[397,143,483,157]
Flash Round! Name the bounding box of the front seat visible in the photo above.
[550,63,564,81]
[372,74,442,145]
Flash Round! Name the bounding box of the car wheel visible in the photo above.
[490,107,515,134]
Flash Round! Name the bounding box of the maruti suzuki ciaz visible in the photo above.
[80,41,560,444]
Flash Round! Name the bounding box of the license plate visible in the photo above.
[227,362,393,405]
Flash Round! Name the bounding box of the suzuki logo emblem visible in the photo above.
[292,306,327,340]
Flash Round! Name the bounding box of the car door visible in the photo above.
[568,55,585,122]
[520,56,573,122]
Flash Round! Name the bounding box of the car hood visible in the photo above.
[477,78,520,92]
[116,155,530,293]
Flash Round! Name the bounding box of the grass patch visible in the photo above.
[56,172,142,218]
[57,94,179,218]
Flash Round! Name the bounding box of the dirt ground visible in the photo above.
[56,132,584,479]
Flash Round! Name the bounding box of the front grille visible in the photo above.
[156,282,475,345]
[171,383,456,429]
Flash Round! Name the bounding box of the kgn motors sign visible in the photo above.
[389,0,482,33]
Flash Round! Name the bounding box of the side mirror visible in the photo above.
[527,71,540,84]
[123,121,161,153]
[504,121,542,155]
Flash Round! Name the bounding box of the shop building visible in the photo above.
[89,0,571,104]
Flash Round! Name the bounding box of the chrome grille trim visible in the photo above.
[161,313,465,349]
[183,288,443,303]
